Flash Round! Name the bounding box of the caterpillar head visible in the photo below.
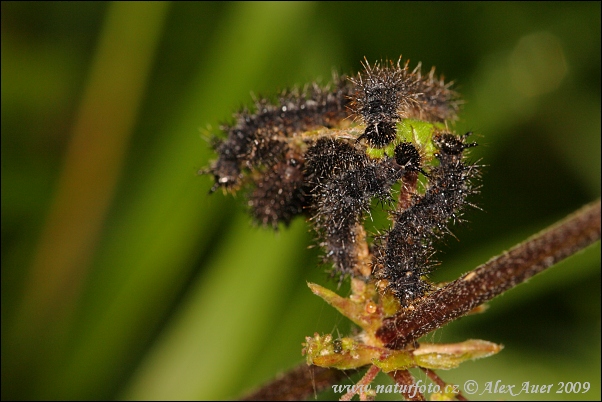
[349,58,419,148]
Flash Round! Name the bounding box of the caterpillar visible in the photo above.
[373,133,479,305]
[304,137,405,277]
[205,57,479,304]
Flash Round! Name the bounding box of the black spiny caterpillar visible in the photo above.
[205,57,480,306]
[373,133,479,305]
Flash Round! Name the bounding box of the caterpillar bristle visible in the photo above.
[411,66,461,122]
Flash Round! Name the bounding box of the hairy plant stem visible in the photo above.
[341,365,380,401]
[239,199,600,400]
[239,365,350,401]
[389,370,425,401]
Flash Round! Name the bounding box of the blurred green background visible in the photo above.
[1,2,600,400]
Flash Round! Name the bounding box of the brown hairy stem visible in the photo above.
[388,370,425,401]
[377,199,601,349]
[239,365,350,401]
[397,171,418,212]
[340,365,380,401]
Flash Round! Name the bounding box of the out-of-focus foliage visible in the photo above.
[1,2,599,400]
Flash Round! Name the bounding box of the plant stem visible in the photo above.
[239,365,350,401]
[388,370,425,401]
[340,365,380,401]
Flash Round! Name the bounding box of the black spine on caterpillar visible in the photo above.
[410,64,460,123]
[208,75,354,192]
[374,133,479,306]
[304,138,404,277]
